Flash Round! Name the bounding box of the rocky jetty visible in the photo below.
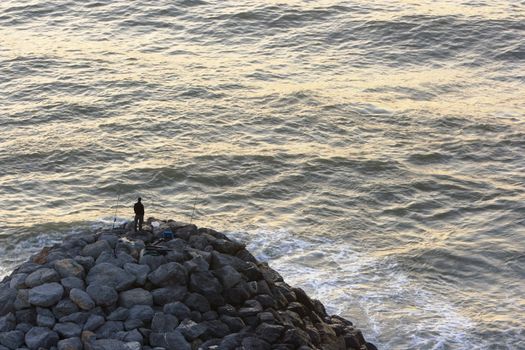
[0,219,376,350]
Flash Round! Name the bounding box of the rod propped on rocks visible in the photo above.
[0,218,377,350]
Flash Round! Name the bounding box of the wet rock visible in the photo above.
[0,330,24,349]
[69,288,95,310]
[24,327,59,350]
[81,240,112,259]
[28,283,64,307]
[148,262,187,287]
[119,288,153,308]
[86,284,118,307]
[9,274,28,290]
[54,259,85,279]
[25,268,60,288]
[57,337,82,350]
[86,263,135,291]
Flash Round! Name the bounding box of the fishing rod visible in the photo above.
[190,194,198,224]
[112,190,120,230]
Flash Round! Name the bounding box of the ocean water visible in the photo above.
[1,0,524,348]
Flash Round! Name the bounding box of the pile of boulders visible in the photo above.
[0,219,376,350]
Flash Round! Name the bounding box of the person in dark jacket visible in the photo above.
[134,197,144,232]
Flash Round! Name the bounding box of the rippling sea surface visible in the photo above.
[1,0,524,348]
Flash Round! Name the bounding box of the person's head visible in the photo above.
[137,197,141,202]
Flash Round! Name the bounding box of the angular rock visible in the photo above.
[28,282,64,307]
[213,265,243,289]
[81,240,112,259]
[86,284,118,307]
[211,251,250,271]
[202,320,230,338]
[176,318,207,340]
[69,288,95,310]
[189,271,222,296]
[150,331,190,350]
[24,327,59,350]
[14,289,30,310]
[119,288,153,308]
[256,323,285,343]
[54,322,82,338]
[148,262,187,287]
[57,337,82,350]
[163,301,191,320]
[139,254,166,272]
[151,312,178,333]
[151,285,187,306]
[54,259,85,279]
[25,268,60,288]
[220,315,245,332]
[0,286,17,316]
[241,336,271,350]
[0,313,16,332]
[183,256,209,273]
[0,330,24,349]
[86,263,135,291]
[123,263,150,286]
[184,293,210,313]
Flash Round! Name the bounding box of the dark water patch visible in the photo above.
[407,151,451,165]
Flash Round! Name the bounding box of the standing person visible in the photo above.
[134,197,144,232]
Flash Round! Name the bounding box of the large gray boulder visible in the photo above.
[24,268,60,288]
[0,330,24,349]
[28,283,64,307]
[148,262,187,287]
[57,337,82,350]
[86,263,135,291]
[123,263,150,286]
[214,265,243,289]
[151,285,187,306]
[69,288,95,310]
[54,259,85,279]
[0,313,16,332]
[81,240,112,259]
[0,286,16,316]
[119,288,153,308]
[189,271,223,296]
[150,331,191,350]
[53,322,82,338]
[24,327,59,350]
[86,284,118,307]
